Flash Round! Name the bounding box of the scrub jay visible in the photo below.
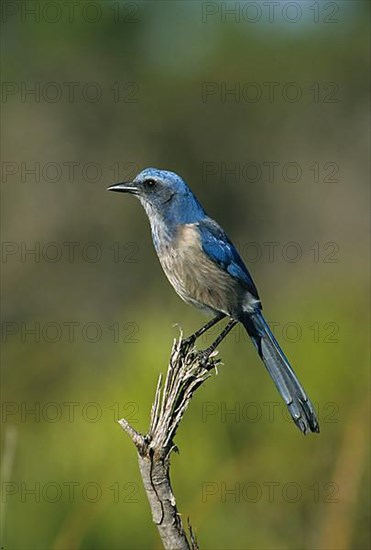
[108,168,319,434]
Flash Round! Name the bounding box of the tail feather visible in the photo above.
[243,311,319,434]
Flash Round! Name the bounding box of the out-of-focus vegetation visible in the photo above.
[1,1,369,549]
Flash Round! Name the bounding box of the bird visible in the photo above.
[108,168,319,435]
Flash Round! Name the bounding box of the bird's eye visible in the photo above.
[145,179,156,188]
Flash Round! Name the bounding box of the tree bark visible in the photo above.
[119,332,220,550]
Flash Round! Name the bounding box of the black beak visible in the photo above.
[107,182,139,194]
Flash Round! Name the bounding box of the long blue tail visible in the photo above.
[242,310,319,434]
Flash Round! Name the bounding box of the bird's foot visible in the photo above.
[198,347,217,369]
[182,334,197,348]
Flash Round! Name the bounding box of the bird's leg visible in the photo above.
[199,319,238,364]
[185,313,226,345]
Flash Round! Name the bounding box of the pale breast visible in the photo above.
[157,224,244,316]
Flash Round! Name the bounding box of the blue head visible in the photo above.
[108,168,206,228]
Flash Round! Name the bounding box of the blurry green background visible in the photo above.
[1,1,370,549]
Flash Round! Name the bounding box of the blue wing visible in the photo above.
[196,218,260,301]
